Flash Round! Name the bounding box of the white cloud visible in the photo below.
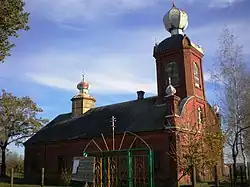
[184,0,244,8]
[25,0,245,24]
[9,24,166,95]
[208,0,244,8]
[2,16,249,96]
[25,72,157,94]
[25,0,161,24]
[19,40,159,95]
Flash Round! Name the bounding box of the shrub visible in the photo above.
[59,168,72,186]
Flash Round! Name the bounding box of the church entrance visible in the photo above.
[81,131,154,187]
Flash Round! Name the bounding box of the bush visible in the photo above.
[59,168,72,186]
[180,183,210,187]
[6,152,24,177]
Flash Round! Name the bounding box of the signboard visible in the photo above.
[72,156,95,183]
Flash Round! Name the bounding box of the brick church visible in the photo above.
[24,3,223,186]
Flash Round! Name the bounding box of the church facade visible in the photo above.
[24,3,223,186]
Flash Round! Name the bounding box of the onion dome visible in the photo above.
[77,81,89,90]
[163,2,188,36]
[165,77,176,96]
[77,75,89,93]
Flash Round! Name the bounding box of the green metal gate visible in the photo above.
[82,131,154,187]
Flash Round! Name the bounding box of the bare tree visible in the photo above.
[168,108,223,186]
[210,26,250,185]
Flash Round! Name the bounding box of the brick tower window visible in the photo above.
[198,106,203,124]
[165,62,180,87]
[194,63,200,88]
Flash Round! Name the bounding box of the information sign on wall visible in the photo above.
[72,156,95,182]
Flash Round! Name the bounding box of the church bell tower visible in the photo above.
[71,75,96,118]
[153,3,206,100]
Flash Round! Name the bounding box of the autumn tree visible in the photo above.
[0,0,30,62]
[6,151,24,175]
[0,89,47,176]
[210,26,250,185]
[168,108,224,187]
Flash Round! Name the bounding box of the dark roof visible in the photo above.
[47,113,72,127]
[154,34,185,55]
[25,96,167,145]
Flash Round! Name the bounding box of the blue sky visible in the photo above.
[0,0,249,155]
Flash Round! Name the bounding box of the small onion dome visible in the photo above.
[77,74,89,92]
[165,77,176,96]
[77,81,89,91]
[163,3,188,36]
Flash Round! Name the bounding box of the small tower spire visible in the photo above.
[165,77,176,97]
[82,68,85,81]
[82,73,84,82]
[72,73,96,118]
[77,73,89,94]
[172,0,176,7]
[168,76,172,85]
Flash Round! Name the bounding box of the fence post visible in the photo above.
[10,168,14,187]
[214,165,219,187]
[127,151,133,187]
[149,149,154,187]
[41,168,44,187]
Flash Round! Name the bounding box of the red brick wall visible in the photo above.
[155,37,205,101]
[24,97,222,186]
[155,50,187,99]
[176,96,223,183]
[24,131,176,185]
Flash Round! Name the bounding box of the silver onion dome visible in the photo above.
[163,3,188,36]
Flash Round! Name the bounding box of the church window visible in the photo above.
[198,106,203,124]
[165,62,180,86]
[194,63,200,87]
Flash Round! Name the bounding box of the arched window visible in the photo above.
[194,63,200,87]
[198,106,203,124]
[165,62,180,86]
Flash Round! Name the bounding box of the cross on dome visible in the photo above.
[172,0,176,7]
[77,74,89,93]
[168,77,172,85]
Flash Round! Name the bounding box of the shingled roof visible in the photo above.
[25,96,168,145]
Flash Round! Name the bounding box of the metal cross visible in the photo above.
[168,76,172,85]
[111,116,116,150]
[172,0,176,7]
